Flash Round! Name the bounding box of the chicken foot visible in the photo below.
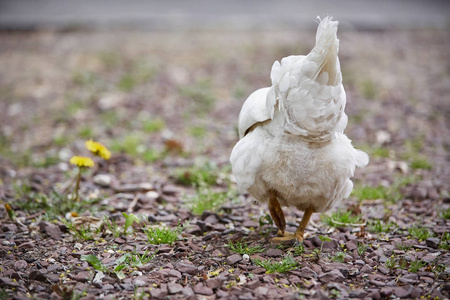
[268,195,286,237]
[271,206,315,243]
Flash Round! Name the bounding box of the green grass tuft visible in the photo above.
[408,225,433,241]
[143,223,183,245]
[228,240,265,255]
[368,220,396,233]
[185,182,234,215]
[322,210,363,227]
[253,254,299,273]
[410,158,432,170]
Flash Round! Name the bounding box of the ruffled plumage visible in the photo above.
[230,17,368,213]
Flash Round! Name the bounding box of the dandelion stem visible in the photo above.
[74,167,82,201]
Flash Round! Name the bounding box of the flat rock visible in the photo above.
[205,277,223,289]
[13,260,27,270]
[93,174,113,187]
[265,248,283,257]
[227,254,242,265]
[193,282,213,295]
[321,262,349,277]
[175,262,198,275]
[349,289,368,298]
[318,269,345,283]
[426,237,440,249]
[69,271,94,282]
[167,282,183,294]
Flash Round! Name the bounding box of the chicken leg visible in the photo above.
[270,204,315,243]
[268,195,286,237]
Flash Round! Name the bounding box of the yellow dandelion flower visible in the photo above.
[85,139,111,160]
[70,156,94,168]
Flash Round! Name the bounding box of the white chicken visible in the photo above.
[230,17,369,243]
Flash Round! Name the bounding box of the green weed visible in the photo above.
[293,243,305,256]
[332,252,346,263]
[441,208,450,219]
[385,257,398,270]
[396,241,412,251]
[185,182,233,215]
[322,210,363,227]
[253,254,299,273]
[368,220,395,233]
[408,225,433,241]
[351,185,388,200]
[228,240,265,255]
[142,118,165,133]
[103,216,121,238]
[410,158,432,170]
[143,223,183,245]
[173,162,219,186]
[357,242,369,257]
[439,232,450,250]
[409,259,426,273]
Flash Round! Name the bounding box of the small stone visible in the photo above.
[321,262,349,277]
[346,240,357,251]
[367,289,381,300]
[13,260,27,270]
[205,278,223,289]
[246,279,260,289]
[265,248,283,257]
[150,288,168,299]
[93,174,113,187]
[181,286,195,297]
[349,289,368,298]
[114,183,154,193]
[29,271,47,282]
[69,271,94,283]
[227,254,242,265]
[426,237,440,249]
[380,287,395,297]
[355,260,365,266]
[291,267,317,279]
[394,286,411,298]
[193,282,213,295]
[175,262,198,275]
[318,269,345,283]
[1,223,18,232]
[167,282,183,294]
[18,241,35,249]
[242,254,250,262]
[254,286,269,295]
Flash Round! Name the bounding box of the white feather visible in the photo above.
[230,17,368,213]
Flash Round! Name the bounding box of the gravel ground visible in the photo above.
[0,28,449,299]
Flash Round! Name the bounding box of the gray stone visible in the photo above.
[93,174,112,187]
[426,237,440,249]
[205,277,223,289]
[318,269,345,283]
[29,271,47,282]
[175,262,198,275]
[227,253,242,265]
[167,282,183,294]
[265,248,283,257]
[69,271,94,283]
[13,260,27,270]
[321,262,349,277]
[349,289,368,298]
[1,223,18,232]
[193,283,213,295]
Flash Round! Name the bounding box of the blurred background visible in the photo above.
[1,0,449,31]
[0,0,449,194]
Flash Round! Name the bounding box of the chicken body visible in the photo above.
[230,17,369,242]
